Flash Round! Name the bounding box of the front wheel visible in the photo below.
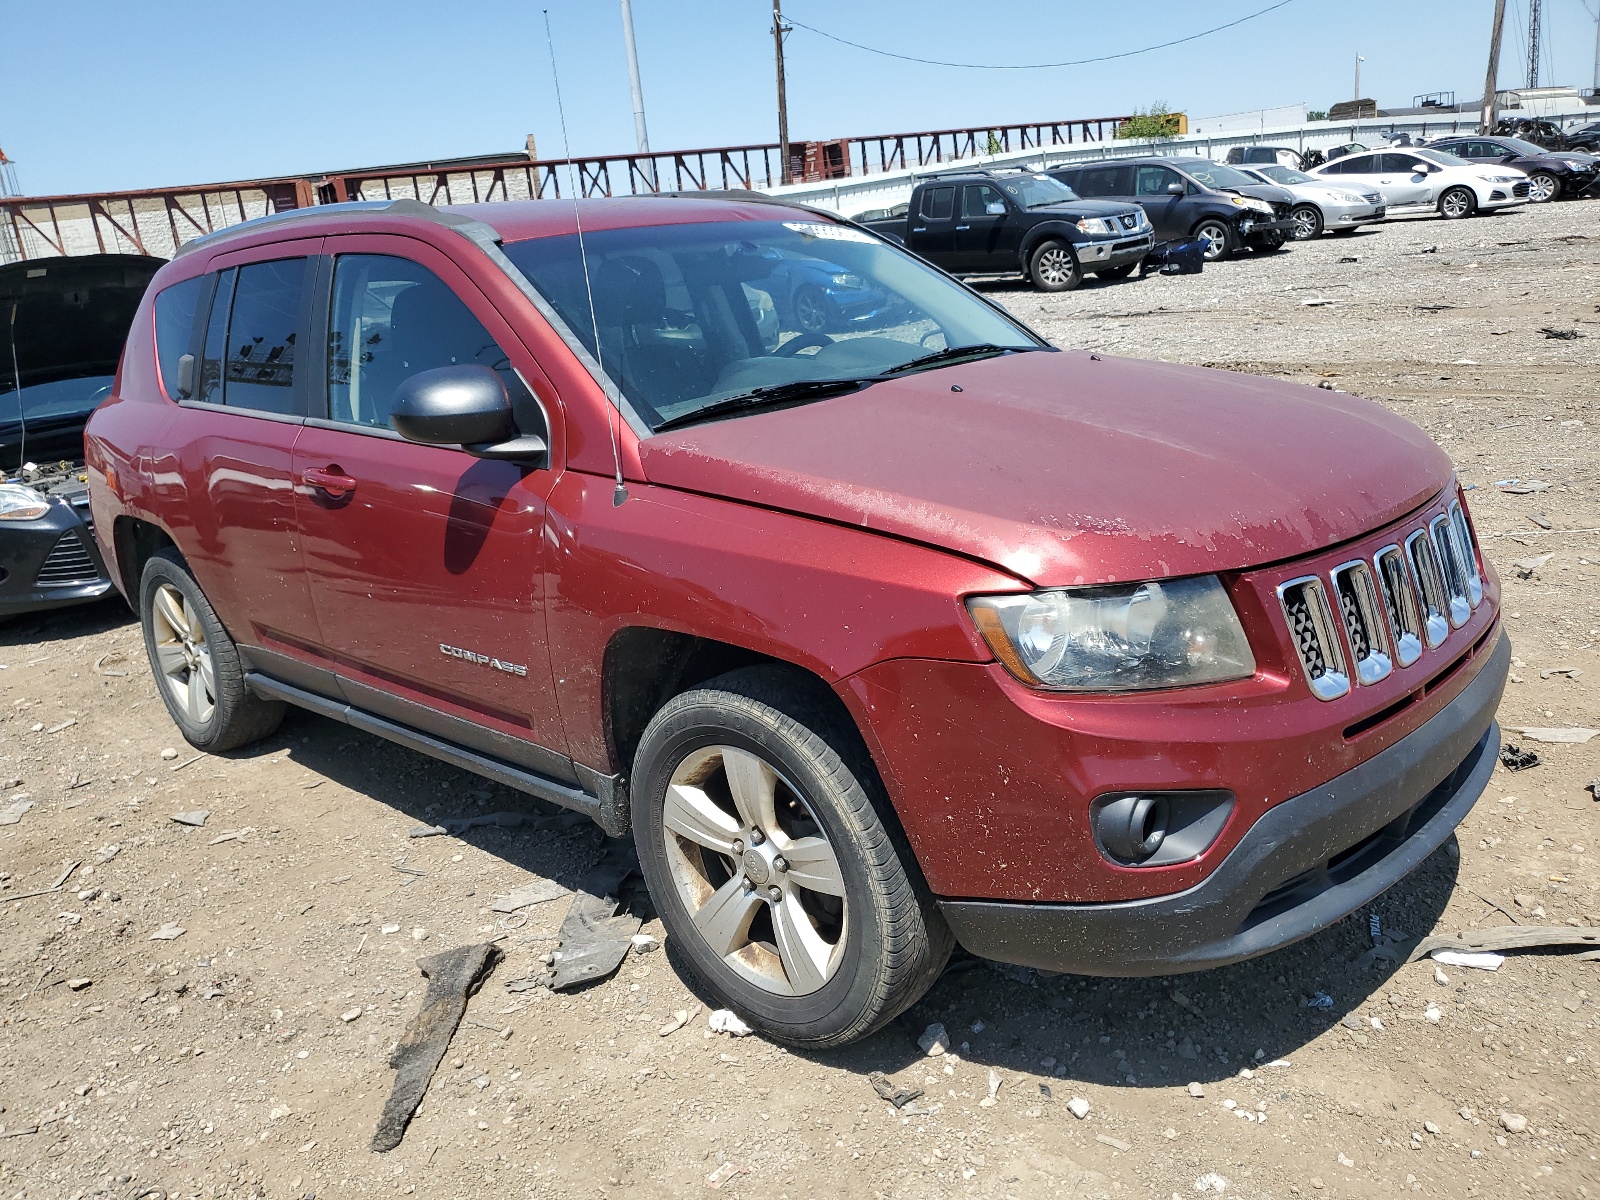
[1438,186,1477,219]
[1289,204,1324,240]
[1526,172,1559,203]
[1027,239,1082,291]
[139,550,285,752]
[632,667,952,1048]
[1192,218,1235,260]
[792,285,833,333]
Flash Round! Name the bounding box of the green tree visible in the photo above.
[1115,103,1181,141]
[984,131,1004,156]
[1307,110,1328,121]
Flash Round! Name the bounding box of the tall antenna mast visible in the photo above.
[618,0,656,191]
[772,0,792,186]
[1481,0,1507,133]
[1527,0,1542,89]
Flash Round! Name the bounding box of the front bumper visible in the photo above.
[0,498,115,616]
[939,631,1509,977]
[1240,216,1296,240]
[1076,234,1153,268]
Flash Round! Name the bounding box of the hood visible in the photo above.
[638,351,1453,588]
[1032,199,1145,221]
[1227,183,1295,206]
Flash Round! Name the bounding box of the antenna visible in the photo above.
[544,9,628,508]
[7,300,24,475]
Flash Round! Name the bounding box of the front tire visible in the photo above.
[1526,172,1559,203]
[1027,240,1082,291]
[139,550,285,752]
[1289,204,1324,240]
[792,285,833,333]
[632,667,952,1049]
[1438,186,1477,219]
[1192,217,1235,260]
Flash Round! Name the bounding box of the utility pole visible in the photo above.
[772,0,792,186]
[1353,54,1364,101]
[618,0,656,189]
[1527,0,1542,89]
[1593,1,1600,94]
[1481,0,1507,133]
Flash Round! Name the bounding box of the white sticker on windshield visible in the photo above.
[783,221,877,243]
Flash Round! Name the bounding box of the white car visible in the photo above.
[1235,164,1387,239]
[1308,148,1528,219]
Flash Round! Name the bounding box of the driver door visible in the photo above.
[1133,165,1187,239]
[952,184,1011,270]
[1379,154,1438,206]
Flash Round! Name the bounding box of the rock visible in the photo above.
[1194,1173,1230,1193]
[66,977,91,990]
[979,1069,1002,1107]
[411,928,428,941]
[341,1007,362,1022]
[160,748,178,761]
[1424,1121,1441,1135]
[148,923,186,940]
[1067,1096,1090,1119]
[169,811,209,827]
[658,1009,691,1037]
[381,924,400,934]
[630,933,660,953]
[1338,1152,1355,1167]
[1187,1082,1205,1098]
[1433,966,1449,985]
[708,1009,752,1037]
[1499,1111,1528,1134]
[917,1022,950,1057]
[0,797,34,826]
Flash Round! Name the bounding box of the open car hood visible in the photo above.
[638,351,1453,588]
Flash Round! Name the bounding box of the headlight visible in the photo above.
[967,576,1255,692]
[0,483,50,521]
[829,272,864,289]
[1491,174,1521,183]
[1230,196,1275,214]
[1074,217,1114,235]
[1330,191,1364,204]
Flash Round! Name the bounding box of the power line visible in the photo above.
[784,0,1298,70]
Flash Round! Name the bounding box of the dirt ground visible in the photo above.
[2,200,1597,1200]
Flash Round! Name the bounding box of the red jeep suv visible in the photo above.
[85,195,1507,1048]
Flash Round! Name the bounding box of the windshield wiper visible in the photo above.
[653,377,877,433]
[880,342,1036,377]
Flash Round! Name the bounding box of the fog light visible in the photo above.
[1090,790,1235,867]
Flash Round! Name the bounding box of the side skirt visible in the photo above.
[244,671,630,837]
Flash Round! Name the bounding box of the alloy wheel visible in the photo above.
[1033,246,1077,287]
[1439,188,1473,219]
[1195,221,1230,260]
[1527,173,1558,203]
[793,287,830,333]
[1290,206,1322,240]
[661,744,847,997]
[151,583,215,725]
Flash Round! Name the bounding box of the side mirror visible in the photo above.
[1166,182,1184,195]
[390,364,546,461]
[175,353,195,399]
[984,201,1007,216]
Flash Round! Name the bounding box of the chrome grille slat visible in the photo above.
[1430,514,1472,628]
[1277,576,1350,701]
[1448,501,1483,608]
[1374,545,1425,668]
[35,530,99,587]
[1404,528,1451,649]
[1330,560,1392,686]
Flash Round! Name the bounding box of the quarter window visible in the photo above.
[195,259,308,415]
[152,276,204,401]
[326,255,532,431]
[921,187,955,220]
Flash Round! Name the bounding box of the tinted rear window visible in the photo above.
[220,259,307,415]
[153,277,204,400]
[921,186,955,219]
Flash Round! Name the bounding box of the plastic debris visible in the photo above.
[209,828,252,844]
[1431,947,1505,971]
[708,1009,753,1037]
[1537,328,1581,340]
[1411,925,1599,963]
[629,932,660,953]
[1514,554,1554,577]
[1528,513,1553,530]
[1096,1133,1131,1152]
[870,1071,924,1109]
[705,1162,749,1189]
[1303,991,1334,1009]
[1513,727,1598,744]
[1067,1096,1091,1119]
[1498,744,1540,772]
[979,1069,1002,1107]
[1499,479,1551,494]
[917,1022,950,1056]
[169,811,209,827]
[1194,1171,1230,1193]
[149,923,186,940]
[489,879,569,913]
[370,941,501,1152]
[540,847,641,991]
[658,1008,695,1037]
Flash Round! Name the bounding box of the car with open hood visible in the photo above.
[86,195,1507,1048]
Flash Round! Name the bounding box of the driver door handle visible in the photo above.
[303,466,357,497]
[955,224,970,230]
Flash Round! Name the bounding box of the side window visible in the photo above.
[1470,141,1501,158]
[1435,143,1465,157]
[1382,154,1424,173]
[921,187,955,220]
[1334,155,1370,174]
[1073,167,1127,197]
[203,258,308,415]
[195,268,235,406]
[152,276,204,401]
[326,254,533,431]
[1134,166,1179,196]
[961,184,1005,217]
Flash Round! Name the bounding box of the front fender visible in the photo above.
[1017,221,1086,268]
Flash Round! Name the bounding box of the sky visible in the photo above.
[4,0,1599,197]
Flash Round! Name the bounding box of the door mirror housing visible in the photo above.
[390,365,546,461]
[175,353,195,399]
[984,201,1007,216]
[1166,182,1184,195]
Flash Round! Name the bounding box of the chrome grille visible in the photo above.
[1119,213,1139,230]
[1430,515,1472,628]
[35,530,99,587]
[1331,561,1392,685]
[1278,576,1350,700]
[1449,501,1483,608]
[1374,546,1425,667]
[1404,528,1451,649]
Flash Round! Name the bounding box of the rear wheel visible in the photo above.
[1438,186,1476,219]
[1027,240,1082,291]
[1192,218,1234,261]
[139,550,284,752]
[1526,171,1559,203]
[1289,204,1324,240]
[1094,262,1139,281]
[632,667,952,1048]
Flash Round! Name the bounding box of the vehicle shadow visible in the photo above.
[0,598,134,648]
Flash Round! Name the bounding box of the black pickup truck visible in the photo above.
[855,169,1153,291]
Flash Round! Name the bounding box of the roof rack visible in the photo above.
[172,198,502,258]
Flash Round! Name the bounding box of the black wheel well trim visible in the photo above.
[1018,224,1084,266]
[112,516,180,606]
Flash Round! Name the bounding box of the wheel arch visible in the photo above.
[1018,222,1083,268]
[112,516,180,609]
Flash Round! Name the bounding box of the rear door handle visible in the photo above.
[955,224,970,230]
[303,466,357,497]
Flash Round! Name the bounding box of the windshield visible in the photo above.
[997,174,1079,207]
[0,375,115,428]
[502,219,1040,431]
[1254,165,1313,185]
[1496,137,1549,156]
[1185,162,1263,190]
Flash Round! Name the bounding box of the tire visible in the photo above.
[1253,233,1287,253]
[792,285,833,333]
[1192,217,1235,260]
[1027,239,1082,291]
[1438,186,1476,219]
[1094,262,1139,281]
[1289,204,1324,240]
[632,666,953,1049]
[139,550,285,753]
[1526,172,1560,203]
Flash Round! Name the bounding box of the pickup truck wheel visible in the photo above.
[1438,186,1476,219]
[1526,172,1559,203]
[1094,262,1139,281]
[792,285,833,332]
[1192,218,1234,260]
[139,550,285,753]
[632,667,952,1049]
[1027,240,1081,291]
[1289,204,1324,240]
